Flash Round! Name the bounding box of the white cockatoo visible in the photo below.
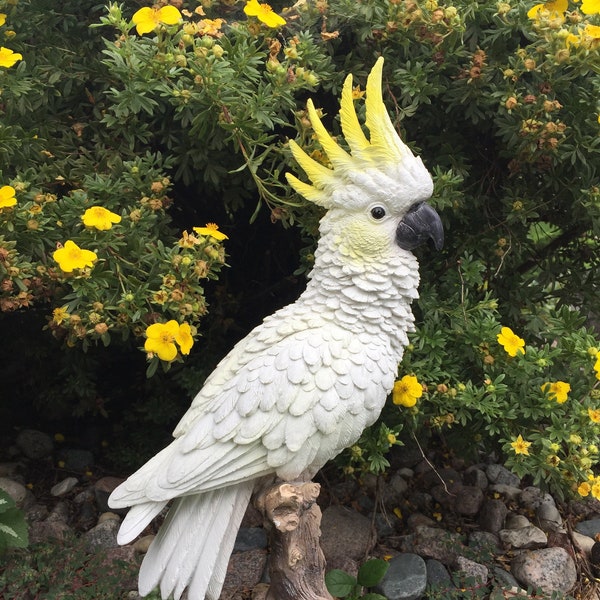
[109,57,443,600]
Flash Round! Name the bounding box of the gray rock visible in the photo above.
[406,512,437,531]
[511,547,577,594]
[468,530,501,554]
[489,484,522,501]
[492,566,521,590]
[222,549,268,593]
[453,556,488,585]
[62,448,94,472]
[519,486,546,509]
[505,513,531,529]
[94,476,125,513]
[0,477,29,508]
[16,429,54,459]
[404,526,465,564]
[375,553,427,600]
[0,462,19,477]
[464,466,488,490]
[572,530,595,557]
[29,519,72,543]
[320,505,374,564]
[234,527,268,553]
[479,499,508,534]
[84,518,120,552]
[47,500,70,523]
[536,500,562,531]
[486,464,520,487]
[133,534,154,554]
[97,511,120,524]
[422,467,462,490]
[373,512,397,538]
[455,485,484,516]
[499,525,547,549]
[50,476,78,497]
[398,467,414,479]
[575,517,600,539]
[26,503,49,522]
[426,559,453,588]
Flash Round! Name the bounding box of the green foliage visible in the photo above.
[325,558,389,600]
[0,535,138,598]
[0,0,598,496]
[0,489,28,554]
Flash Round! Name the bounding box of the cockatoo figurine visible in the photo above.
[109,57,443,600]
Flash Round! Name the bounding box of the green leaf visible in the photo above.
[0,489,16,514]
[362,594,388,600]
[357,559,390,588]
[0,507,29,549]
[325,569,357,597]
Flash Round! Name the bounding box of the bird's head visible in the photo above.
[286,57,443,263]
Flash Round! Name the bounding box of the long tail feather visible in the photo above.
[138,481,255,600]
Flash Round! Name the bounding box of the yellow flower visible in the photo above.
[0,185,17,209]
[0,46,22,68]
[569,433,582,445]
[588,408,600,423]
[392,375,423,407]
[583,24,600,44]
[527,0,568,18]
[595,351,600,380]
[82,206,122,231]
[578,481,591,497]
[177,322,194,355]
[511,434,531,455]
[193,223,228,241]
[541,381,571,403]
[132,5,182,35]
[0,14,6,27]
[144,320,194,362]
[52,306,69,325]
[387,433,397,445]
[496,326,525,357]
[243,0,286,27]
[197,18,225,37]
[593,481,600,500]
[53,240,98,273]
[581,0,600,14]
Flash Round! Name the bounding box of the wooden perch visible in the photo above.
[255,481,333,600]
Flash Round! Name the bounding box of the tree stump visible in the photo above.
[254,481,333,600]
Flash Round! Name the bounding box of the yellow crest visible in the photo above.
[286,57,433,211]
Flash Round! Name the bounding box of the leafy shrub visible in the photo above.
[0,0,598,498]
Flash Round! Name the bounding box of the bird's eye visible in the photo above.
[370,206,386,220]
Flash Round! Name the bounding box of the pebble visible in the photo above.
[133,534,155,554]
[575,517,600,539]
[375,553,427,600]
[234,527,268,553]
[0,476,29,508]
[320,505,374,566]
[486,464,521,487]
[84,518,120,552]
[94,476,125,513]
[403,526,465,564]
[453,556,488,586]
[425,558,453,588]
[454,485,484,516]
[51,476,78,497]
[16,429,54,459]
[511,547,577,594]
[478,499,507,534]
[499,525,547,549]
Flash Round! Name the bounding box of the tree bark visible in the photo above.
[254,481,333,600]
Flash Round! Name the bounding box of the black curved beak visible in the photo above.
[396,202,444,252]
